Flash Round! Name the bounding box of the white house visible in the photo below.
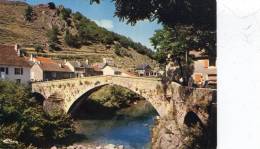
[0,44,32,85]
[102,65,121,76]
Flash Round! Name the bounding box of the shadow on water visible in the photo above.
[69,97,159,149]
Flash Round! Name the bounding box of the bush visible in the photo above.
[64,30,80,48]
[24,6,33,22]
[34,45,43,53]
[0,81,75,147]
[60,7,72,20]
[48,2,56,9]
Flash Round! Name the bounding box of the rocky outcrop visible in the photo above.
[152,85,217,149]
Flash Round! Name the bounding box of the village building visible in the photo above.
[66,61,86,78]
[136,64,152,76]
[30,57,74,81]
[190,50,217,87]
[0,44,32,85]
[102,65,121,76]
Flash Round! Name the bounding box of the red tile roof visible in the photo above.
[35,57,73,72]
[0,45,31,67]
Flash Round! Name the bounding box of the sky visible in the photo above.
[26,0,162,50]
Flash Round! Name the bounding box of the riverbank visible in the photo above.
[72,100,157,149]
[51,143,125,149]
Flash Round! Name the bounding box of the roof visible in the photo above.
[69,61,85,68]
[136,64,151,70]
[0,45,31,67]
[92,63,107,69]
[35,57,73,72]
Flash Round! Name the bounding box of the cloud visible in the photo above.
[94,19,114,30]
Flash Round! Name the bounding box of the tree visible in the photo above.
[90,0,216,31]
[60,7,72,20]
[46,26,59,50]
[48,2,56,9]
[24,6,33,22]
[150,26,212,84]
[34,45,43,54]
[0,81,75,147]
[64,30,80,48]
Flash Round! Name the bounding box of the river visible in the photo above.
[73,100,158,149]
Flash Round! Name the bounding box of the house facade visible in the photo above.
[67,61,86,78]
[136,64,152,76]
[102,65,121,76]
[0,45,32,85]
[190,50,217,87]
[31,57,74,81]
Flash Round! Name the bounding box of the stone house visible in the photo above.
[190,50,217,87]
[31,57,74,81]
[102,65,121,76]
[66,60,86,78]
[0,44,32,85]
[103,57,114,66]
[136,64,152,76]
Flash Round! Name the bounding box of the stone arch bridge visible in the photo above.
[32,76,216,126]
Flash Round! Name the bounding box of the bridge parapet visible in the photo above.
[32,76,216,124]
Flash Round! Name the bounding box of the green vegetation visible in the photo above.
[59,7,72,20]
[24,6,33,22]
[48,2,56,9]
[64,30,80,48]
[89,85,142,109]
[90,0,215,30]
[0,81,75,148]
[34,44,43,54]
[70,11,154,58]
[46,26,60,51]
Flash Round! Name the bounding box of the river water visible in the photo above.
[73,100,158,149]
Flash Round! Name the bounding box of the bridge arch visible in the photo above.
[66,83,160,116]
[31,92,46,104]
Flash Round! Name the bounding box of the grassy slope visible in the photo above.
[0,2,157,69]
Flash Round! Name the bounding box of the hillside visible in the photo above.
[0,1,157,68]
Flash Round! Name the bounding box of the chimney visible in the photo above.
[14,44,18,52]
[14,44,21,56]
[30,54,33,61]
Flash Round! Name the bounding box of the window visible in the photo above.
[14,68,23,75]
[0,67,8,75]
[5,68,8,75]
[0,67,4,72]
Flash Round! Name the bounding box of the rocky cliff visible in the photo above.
[152,85,217,149]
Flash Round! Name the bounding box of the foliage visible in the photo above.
[0,81,75,147]
[151,26,215,84]
[24,6,33,22]
[114,44,122,56]
[46,26,59,50]
[59,7,72,20]
[34,45,43,54]
[90,0,216,30]
[48,2,56,9]
[89,85,141,109]
[71,10,154,58]
[64,30,80,48]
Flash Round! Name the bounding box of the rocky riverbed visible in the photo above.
[51,143,125,149]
